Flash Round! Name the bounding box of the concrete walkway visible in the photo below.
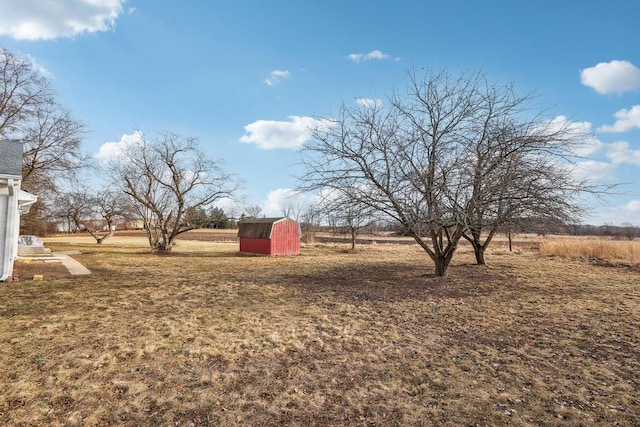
[53,251,91,275]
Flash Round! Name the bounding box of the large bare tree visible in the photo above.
[107,132,240,253]
[1,47,87,194]
[1,47,87,235]
[454,86,609,265]
[302,69,607,276]
[303,71,483,276]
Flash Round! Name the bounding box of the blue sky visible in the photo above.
[1,0,639,224]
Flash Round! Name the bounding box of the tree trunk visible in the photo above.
[473,245,486,265]
[464,232,487,266]
[433,252,453,277]
[434,257,448,276]
[350,229,356,251]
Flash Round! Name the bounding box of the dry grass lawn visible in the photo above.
[1,231,638,426]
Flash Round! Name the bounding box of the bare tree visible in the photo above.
[50,188,94,233]
[303,71,483,276]
[1,48,87,235]
[90,189,131,243]
[244,204,263,219]
[106,132,240,253]
[0,48,50,138]
[1,48,87,193]
[50,187,131,243]
[281,196,304,222]
[302,69,612,276]
[318,190,378,250]
[455,85,607,265]
[20,100,87,193]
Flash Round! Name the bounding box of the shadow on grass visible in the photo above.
[280,261,509,302]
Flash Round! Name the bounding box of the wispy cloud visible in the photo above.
[0,0,126,40]
[347,50,398,62]
[356,98,383,108]
[25,54,53,79]
[598,105,640,133]
[580,60,640,94]
[240,116,333,150]
[265,69,290,86]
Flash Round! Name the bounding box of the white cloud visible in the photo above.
[25,54,53,78]
[598,105,640,133]
[239,116,333,150]
[0,0,126,40]
[95,130,144,162]
[542,115,592,136]
[604,141,640,166]
[580,60,640,94]
[347,50,396,62]
[537,115,597,156]
[265,69,290,86]
[356,97,383,108]
[573,136,604,157]
[624,200,640,213]
[571,160,617,182]
[588,200,640,226]
[261,188,305,217]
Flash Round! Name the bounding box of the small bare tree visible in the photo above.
[90,189,131,243]
[318,190,378,250]
[51,189,93,233]
[106,132,240,253]
[51,187,131,243]
[244,204,263,219]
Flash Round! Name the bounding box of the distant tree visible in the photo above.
[50,188,93,233]
[245,204,263,219]
[90,189,132,243]
[299,205,322,243]
[319,190,377,250]
[281,199,303,222]
[106,132,240,253]
[183,206,209,228]
[619,222,638,240]
[208,207,230,229]
[50,187,130,243]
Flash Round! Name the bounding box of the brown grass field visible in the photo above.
[1,230,638,426]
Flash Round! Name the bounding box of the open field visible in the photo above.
[1,232,639,426]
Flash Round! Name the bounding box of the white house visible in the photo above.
[1,141,37,281]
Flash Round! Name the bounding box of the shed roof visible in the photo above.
[238,217,288,239]
[0,141,22,177]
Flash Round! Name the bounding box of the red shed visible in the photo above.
[238,217,300,256]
